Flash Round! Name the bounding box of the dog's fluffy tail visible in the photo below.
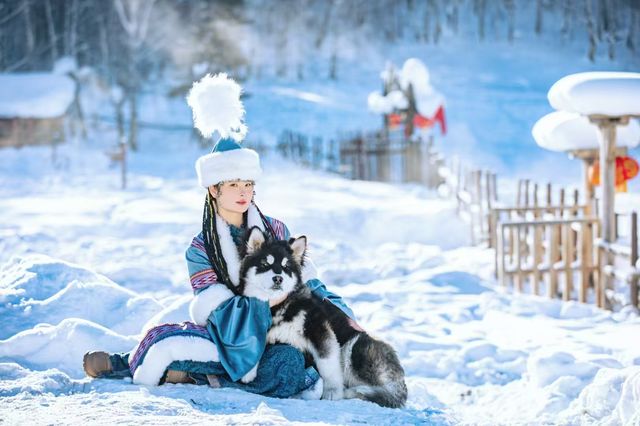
[344,381,408,408]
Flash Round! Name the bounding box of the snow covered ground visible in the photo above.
[1,138,639,425]
[2,22,640,424]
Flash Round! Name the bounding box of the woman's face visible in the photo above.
[209,180,254,216]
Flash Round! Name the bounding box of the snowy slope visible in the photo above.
[1,139,639,424]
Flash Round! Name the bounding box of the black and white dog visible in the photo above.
[236,226,407,408]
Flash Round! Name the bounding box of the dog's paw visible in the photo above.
[240,364,258,383]
[321,386,344,400]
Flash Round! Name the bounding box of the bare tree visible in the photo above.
[44,0,58,65]
[113,0,157,151]
[627,4,638,51]
[474,0,487,41]
[560,0,574,37]
[23,0,34,55]
[601,0,616,59]
[535,0,544,34]
[585,0,598,61]
[504,0,515,42]
[446,0,460,35]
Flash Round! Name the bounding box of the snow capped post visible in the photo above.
[533,72,640,308]
[539,72,640,244]
[532,110,640,210]
[368,58,446,140]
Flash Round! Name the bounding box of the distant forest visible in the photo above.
[1,0,638,82]
[2,0,637,151]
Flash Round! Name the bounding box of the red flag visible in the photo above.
[412,105,447,135]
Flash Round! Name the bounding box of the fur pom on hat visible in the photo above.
[187,73,261,188]
[187,73,248,141]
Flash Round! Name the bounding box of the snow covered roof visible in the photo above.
[532,111,640,152]
[0,73,75,119]
[548,72,640,117]
[368,58,445,117]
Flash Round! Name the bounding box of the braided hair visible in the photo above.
[201,188,278,291]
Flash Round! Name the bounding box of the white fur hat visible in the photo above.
[195,138,262,187]
[187,73,260,187]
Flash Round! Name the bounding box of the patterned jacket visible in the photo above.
[185,203,354,381]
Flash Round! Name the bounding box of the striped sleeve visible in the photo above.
[265,216,290,240]
[186,234,219,293]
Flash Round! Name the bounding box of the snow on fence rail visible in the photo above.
[497,216,600,302]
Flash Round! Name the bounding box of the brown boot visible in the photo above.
[164,369,195,384]
[83,351,112,378]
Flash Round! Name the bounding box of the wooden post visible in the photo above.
[592,118,619,310]
[328,139,336,172]
[492,173,498,203]
[508,218,515,266]
[476,170,484,240]
[549,224,560,298]
[492,211,499,274]
[546,183,553,214]
[516,226,524,292]
[563,222,574,301]
[533,184,539,208]
[516,179,522,207]
[120,140,127,190]
[631,211,638,308]
[593,117,619,244]
[486,173,493,247]
[524,179,530,208]
[533,215,543,295]
[498,224,506,287]
[579,221,590,303]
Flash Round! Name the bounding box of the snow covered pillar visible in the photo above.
[590,116,626,243]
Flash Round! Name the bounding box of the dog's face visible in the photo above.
[239,226,307,302]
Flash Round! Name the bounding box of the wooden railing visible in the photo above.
[277,129,639,311]
[453,166,497,245]
[497,217,600,302]
[490,205,590,276]
[598,211,639,308]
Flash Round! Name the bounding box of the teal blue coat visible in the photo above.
[186,212,354,382]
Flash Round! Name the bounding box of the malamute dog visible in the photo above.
[237,226,408,408]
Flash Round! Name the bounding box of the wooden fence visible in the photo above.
[277,130,445,188]
[276,129,639,310]
[598,211,639,308]
[497,217,600,302]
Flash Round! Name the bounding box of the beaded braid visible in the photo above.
[202,192,234,291]
[253,202,278,240]
[201,189,277,293]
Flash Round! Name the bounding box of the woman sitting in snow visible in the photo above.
[83,74,355,399]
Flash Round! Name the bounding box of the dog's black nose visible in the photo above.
[272,275,283,285]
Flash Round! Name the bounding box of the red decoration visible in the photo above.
[413,105,447,135]
[388,113,403,129]
[589,156,639,186]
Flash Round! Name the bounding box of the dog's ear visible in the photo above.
[290,235,307,264]
[246,226,266,255]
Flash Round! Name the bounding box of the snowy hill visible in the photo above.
[1,140,640,424]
